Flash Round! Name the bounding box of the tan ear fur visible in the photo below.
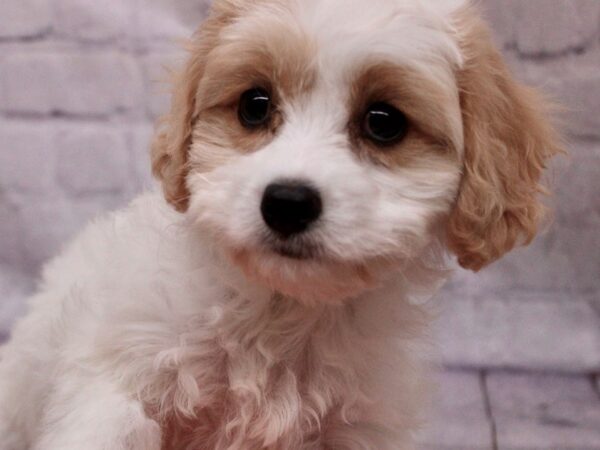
[447,8,563,271]
[151,1,243,212]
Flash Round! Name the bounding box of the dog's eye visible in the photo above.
[238,88,271,128]
[363,102,409,145]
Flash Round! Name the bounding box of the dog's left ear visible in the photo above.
[446,8,563,271]
[151,1,241,212]
[151,49,204,212]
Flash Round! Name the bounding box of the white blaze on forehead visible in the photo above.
[288,0,465,74]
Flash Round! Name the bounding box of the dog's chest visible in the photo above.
[152,340,347,450]
[142,303,363,449]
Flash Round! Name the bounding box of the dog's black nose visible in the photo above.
[261,182,322,238]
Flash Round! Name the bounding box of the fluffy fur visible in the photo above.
[0,0,561,449]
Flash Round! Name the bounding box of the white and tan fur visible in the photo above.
[0,0,561,449]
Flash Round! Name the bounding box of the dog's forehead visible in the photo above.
[231,0,465,82]
[311,1,461,60]
[293,0,464,29]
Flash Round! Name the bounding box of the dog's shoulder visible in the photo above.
[39,191,180,289]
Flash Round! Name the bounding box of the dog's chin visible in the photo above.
[227,245,383,306]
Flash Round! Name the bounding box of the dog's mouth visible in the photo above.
[270,240,319,261]
[272,244,313,260]
[228,237,381,305]
[261,232,322,261]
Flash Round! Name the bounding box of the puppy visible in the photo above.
[0,0,562,449]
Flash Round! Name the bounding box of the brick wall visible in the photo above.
[437,0,600,372]
[1,0,599,371]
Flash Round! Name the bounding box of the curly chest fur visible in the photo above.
[130,298,370,450]
[156,358,345,450]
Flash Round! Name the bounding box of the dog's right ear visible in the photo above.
[151,1,243,212]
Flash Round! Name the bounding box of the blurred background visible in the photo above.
[0,0,599,448]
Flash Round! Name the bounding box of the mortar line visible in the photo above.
[591,374,600,402]
[0,30,52,44]
[479,370,499,450]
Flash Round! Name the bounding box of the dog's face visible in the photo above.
[152,0,561,303]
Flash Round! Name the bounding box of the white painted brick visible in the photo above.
[555,141,600,227]
[142,51,187,120]
[481,0,600,56]
[131,123,156,191]
[16,193,135,271]
[137,0,211,41]
[445,220,600,295]
[514,0,600,55]
[53,0,134,42]
[55,125,131,195]
[0,266,34,337]
[417,371,492,450]
[0,123,55,193]
[480,0,518,48]
[436,296,600,372]
[0,52,144,116]
[514,54,600,138]
[487,372,600,449]
[0,0,51,38]
[0,198,27,269]
[551,65,600,139]
[17,197,80,269]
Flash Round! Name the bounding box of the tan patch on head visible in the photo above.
[189,16,317,172]
[446,5,564,271]
[348,63,461,169]
[151,0,317,211]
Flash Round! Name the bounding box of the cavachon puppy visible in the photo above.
[0,0,561,449]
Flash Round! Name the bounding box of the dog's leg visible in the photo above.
[31,377,162,450]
